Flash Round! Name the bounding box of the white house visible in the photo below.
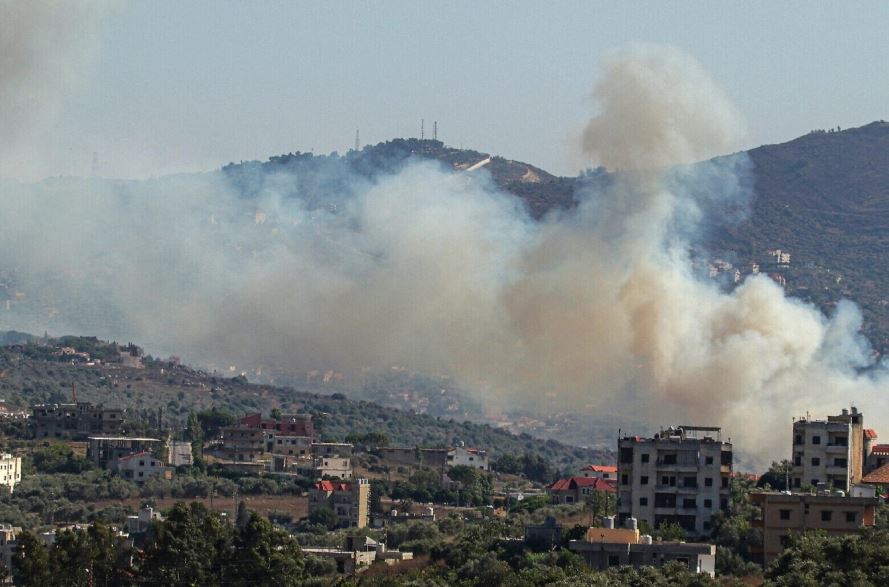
[447,446,489,471]
[113,451,173,484]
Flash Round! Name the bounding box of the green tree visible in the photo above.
[186,411,204,465]
[225,512,305,586]
[308,507,337,530]
[12,531,52,587]
[139,502,231,584]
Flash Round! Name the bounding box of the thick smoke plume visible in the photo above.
[1,43,885,463]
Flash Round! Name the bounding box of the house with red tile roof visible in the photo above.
[578,464,618,481]
[546,476,615,505]
[309,478,370,528]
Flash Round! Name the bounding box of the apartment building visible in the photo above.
[220,425,265,462]
[239,412,314,438]
[791,407,871,491]
[309,478,370,528]
[750,488,879,565]
[32,402,124,439]
[0,454,22,493]
[617,426,732,536]
[112,451,173,484]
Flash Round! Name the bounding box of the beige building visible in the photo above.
[791,407,870,491]
[750,489,879,565]
[569,517,716,576]
[0,453,21,493]
[309,478,370,528]
[112,451,173,484]
[617,426,732,536]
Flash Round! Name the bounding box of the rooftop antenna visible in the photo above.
[354,129,360,152]
[421,119,424,140]
[433,121,438,141]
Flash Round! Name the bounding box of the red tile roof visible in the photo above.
[117,451,151,462]
[862,463,889,484]
[865,429,879,440]
[581,465,617,473]
[314,480,351,492]
[547,477,616,493]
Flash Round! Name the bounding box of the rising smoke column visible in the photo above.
[1,36,886,464]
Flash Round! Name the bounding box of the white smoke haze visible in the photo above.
[0,1,111,177]
[2,41,887,466]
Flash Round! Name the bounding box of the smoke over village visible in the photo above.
[1,20,885,464]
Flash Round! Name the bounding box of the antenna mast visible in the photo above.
[433,121,437,141]
[421,119,424,140]
[354,129,360,152]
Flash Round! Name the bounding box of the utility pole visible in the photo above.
[433,121,437,141]
[420,119,424,140]
[354,129,360,152]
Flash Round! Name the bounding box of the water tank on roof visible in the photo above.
[390,509,398,517]
[602,516,614,529]
[640,534,653,545]
[626,517,638,530]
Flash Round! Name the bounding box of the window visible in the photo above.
[821,510,832,522]
[705,456,714,465]
[682,498,696,509]
[620,447,634,463]
[662,476,669,486]
[834,458,847,467]
[721,477,729,488]
[780,509,791,520]
[621,474,629,485]
[811,457,820,466]
[793,478,801,488]
[641,453,650,463]
[846,511,857,523]
[683,477,697,488]
[704,499,712,508]
[794,456,802,466]
[641,476,649,485]
[663,454,677,465]
[640,497,648,506]
[812,435,821,445]
[720,498,728,510]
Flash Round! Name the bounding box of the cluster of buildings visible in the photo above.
[376,444,490,471]
[538,407,887,575]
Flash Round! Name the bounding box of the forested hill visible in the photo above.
[708,121,889,352]
[223,123,889,353]
[0,335,610,473]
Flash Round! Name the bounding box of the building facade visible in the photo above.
[579,465,618,480]
[617,426,732,536]
[87,437,162,468]
[546,477,616,505]
[750,489,879,565]
[791,407,869,491]
[0,454,22,493]
[221,426,265,462]
[239,412,314,438]
[112,452,173,484]
[32,402,124,439]
[447,446,489,470]
[568,518,716,576]
[309,479,370,528]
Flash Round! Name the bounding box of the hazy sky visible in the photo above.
[13,1,889,179]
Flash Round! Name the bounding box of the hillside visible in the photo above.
[707,121,889,352]
[0,335,611,472]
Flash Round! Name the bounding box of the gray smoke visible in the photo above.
[1,41,885,464]
[0,1,110,175]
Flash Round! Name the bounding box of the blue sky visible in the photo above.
[33,1,889,178]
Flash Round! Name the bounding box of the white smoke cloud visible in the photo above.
[1,43,885,466]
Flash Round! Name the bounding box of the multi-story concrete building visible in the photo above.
[221,425,265,462]
[309,478,370,528]
[0,453,22,493]
[32,402,124,439]
[264,433,312,456]
[791,407,870,491]
[617,426,732,536]
[87,437,162,468]
[750,488,879,565]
